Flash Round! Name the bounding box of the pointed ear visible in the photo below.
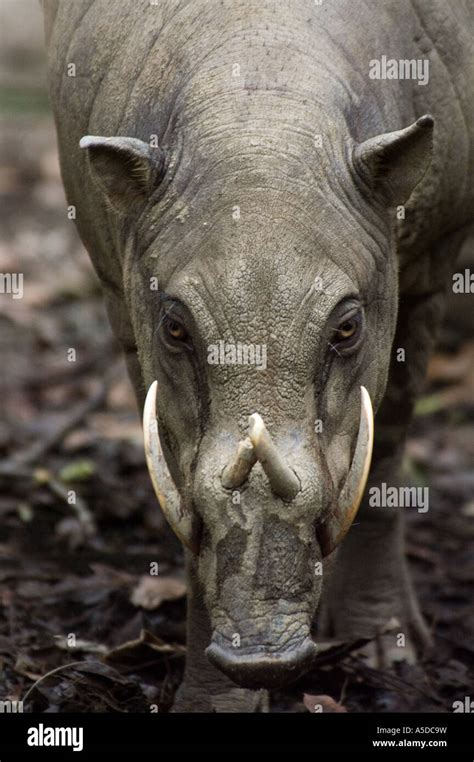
[353,115,434,206]
[79,135,165,214]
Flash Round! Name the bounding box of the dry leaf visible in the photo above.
[130,575,186,610]
[304,694,347,713]
[105,628,186,667]
[53,636,108,655]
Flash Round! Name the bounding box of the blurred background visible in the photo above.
[0,0,472,713]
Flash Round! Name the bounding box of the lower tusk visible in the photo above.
[221,437,257,489]
[319,386,374,557]
[143,381,197,552]
[248,413,301,501]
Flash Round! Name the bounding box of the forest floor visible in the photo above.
[0,113,473,713]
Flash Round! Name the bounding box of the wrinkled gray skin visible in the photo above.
[44,0,473,711]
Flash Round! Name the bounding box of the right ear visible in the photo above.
[352,115,434,206]
[79,135,165,214]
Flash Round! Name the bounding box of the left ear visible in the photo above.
[353,115,434,206]
[79,135,165,214]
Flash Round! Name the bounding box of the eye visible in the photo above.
[160,314,191,350]
[330,308,364,353]
[338,317,358,340]
[166,319,186,341]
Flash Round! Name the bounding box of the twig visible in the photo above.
[36,469,97,536]
[21,660,88,709]
[342,657,440,702]
[1,361,120,471]
[339,676,349,705]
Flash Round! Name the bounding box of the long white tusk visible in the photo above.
[248,413,301,501]
[319,386,374,557]
[143,381,196,552]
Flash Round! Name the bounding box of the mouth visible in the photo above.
[205,635,318,689]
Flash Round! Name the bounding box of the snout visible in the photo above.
[206,635,318,689]
[142,382,374,690]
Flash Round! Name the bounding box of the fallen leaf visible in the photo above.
[105,628,186,668]
[53,636,108,655]
[59,460,96,482]
[304,694,347,713]
[130,575,186,610]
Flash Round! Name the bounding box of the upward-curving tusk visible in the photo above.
[143,381,196,552]
[319,386,374,557]
[248,413,301,501]
[221,437,257,489]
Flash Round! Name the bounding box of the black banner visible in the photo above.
[0,712,472,758]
